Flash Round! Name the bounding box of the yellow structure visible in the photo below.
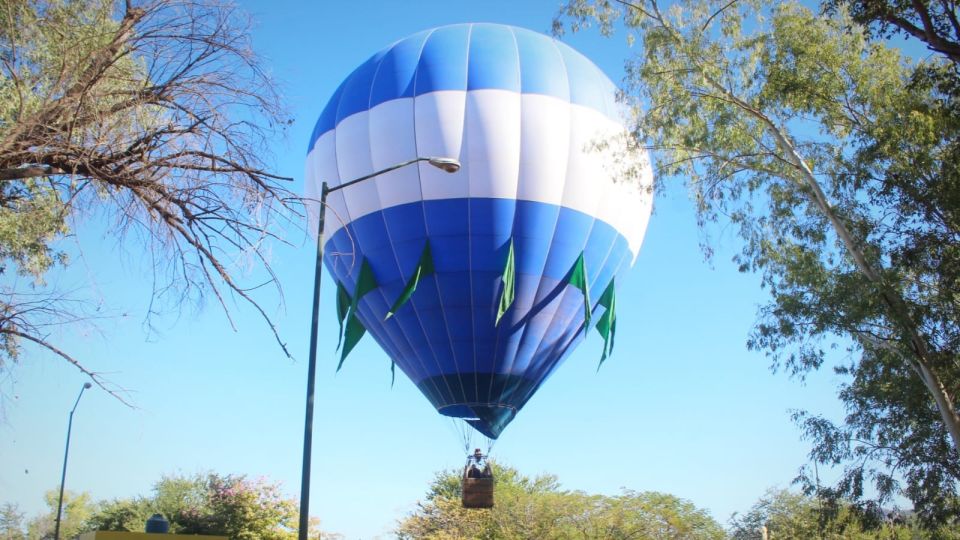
[78,533,226,540]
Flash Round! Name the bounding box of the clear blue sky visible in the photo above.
[1,1,848,538]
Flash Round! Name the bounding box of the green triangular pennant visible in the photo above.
[335,282,350,351]
[595,279,617,369]
[338,314,366,371]
[349,259,378,315]
[496,239,516,326]
[567,252,591,325]
[338,259,378,371]
[386,241,434,319]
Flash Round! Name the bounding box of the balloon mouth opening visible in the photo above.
[438,404,517,439]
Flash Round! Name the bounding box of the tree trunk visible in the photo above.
[915,357,960,452]
[764,106,960,454]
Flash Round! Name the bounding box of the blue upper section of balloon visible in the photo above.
[308,23,620,153]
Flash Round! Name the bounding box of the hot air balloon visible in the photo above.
[305,23,653,441]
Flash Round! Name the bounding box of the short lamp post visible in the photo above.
[298,156,460,540]
[54,382,92,540]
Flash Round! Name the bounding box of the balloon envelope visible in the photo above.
[306,23,653,438]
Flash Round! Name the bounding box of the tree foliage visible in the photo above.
[0,503,26,540]
[826,0,960,63]
[0,0,296,396]
[88,473,306,540]
[557,0,959,527]
[12,490,96,540]
[3,473,335,540]
[729,488,959,539]
[396,463,725,540]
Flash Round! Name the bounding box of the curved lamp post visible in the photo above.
[298,156,460,540]
[54,382,92,540]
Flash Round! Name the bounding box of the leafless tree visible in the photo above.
[0,0,299,399]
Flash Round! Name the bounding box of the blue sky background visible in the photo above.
[1,1,850,538]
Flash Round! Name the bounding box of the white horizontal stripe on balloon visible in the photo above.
[517,94,570,207]
[415,91,468,201]
[369,98,422,210]
[334,110,383,220]
[305,90,653,256]
[305,129,346,239]
[560,104,608,230]
[465,89,521,200]
[621,154,655,261]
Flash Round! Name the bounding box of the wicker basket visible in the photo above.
[462,476,494,508]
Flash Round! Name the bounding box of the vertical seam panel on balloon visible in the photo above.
[399,29,453,405]
[525,115,606,387]
[406,27,460,409]
[521,101,604,406]
[414,26,468,410]
[330,66,360,285]
[332,61,385,277]
[315,128,348,278]
[357,47,420,378]
[473,27,519,414]
[486,26,524,411]
[437,23,474,410]
[457,22,476,410]
[466,113,477,410]
[363,42,429,386]
[499,35,570,410]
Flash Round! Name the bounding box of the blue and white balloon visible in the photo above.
[306,23,653,439]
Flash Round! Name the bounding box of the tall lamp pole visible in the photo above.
[54,382,92,540]
[298,156,460,540]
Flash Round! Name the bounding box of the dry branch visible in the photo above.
[0,0,299,392]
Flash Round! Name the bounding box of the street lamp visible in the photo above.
[298,156,461,540]
[54,382,92,540]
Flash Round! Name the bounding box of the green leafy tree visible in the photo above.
[0,0,295,397]
[557,0,959,526]
[0,503,26,540]
[729,488,960,539]
[171,474,299,540]
[86,473,321,540]
[24,490,95,540]
[396,463,725,539]
[86,497,152,533]
[825,0,960,62]
[6,474,338,539]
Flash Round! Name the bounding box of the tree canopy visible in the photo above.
[0,0,296,396]
[826,0,960,63]
[1,490,95,540]
[557,0,959,527]
[729,488,960,539]
[1,473,336,540]
[396,463,725,540]
[89,473,303,540]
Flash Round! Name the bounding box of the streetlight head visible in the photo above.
[427,157,461,173]
[83,382,92,389]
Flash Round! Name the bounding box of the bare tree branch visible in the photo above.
[0,0,300,395]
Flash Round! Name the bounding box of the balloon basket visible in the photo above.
[462,476,494,509]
